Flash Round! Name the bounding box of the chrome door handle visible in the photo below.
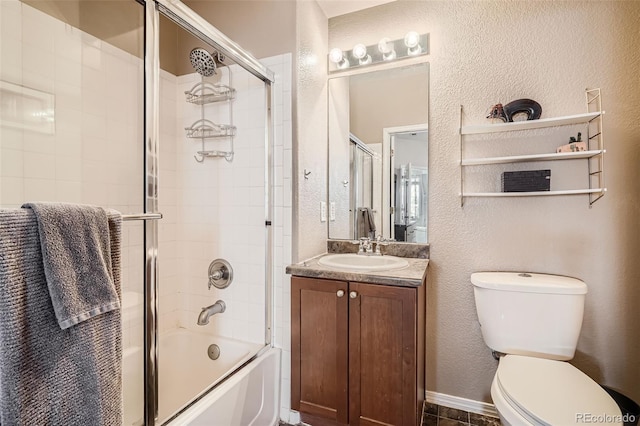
[337,290,345,297]
[349,291,358,299]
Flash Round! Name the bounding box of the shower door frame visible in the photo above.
[349,134,375,240]
[142,1,275,424]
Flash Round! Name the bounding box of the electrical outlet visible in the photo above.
[329,202,336,221]
[320,201,327,222]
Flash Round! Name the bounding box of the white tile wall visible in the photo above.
[173,64,271,345]
[0,1,145,351]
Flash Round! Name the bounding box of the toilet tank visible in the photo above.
[471,272,587,361]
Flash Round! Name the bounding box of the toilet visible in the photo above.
[471,272,622,426]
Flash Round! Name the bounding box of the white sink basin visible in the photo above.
[318,253,409,272]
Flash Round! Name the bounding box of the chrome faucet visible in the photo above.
[197,300,226,325]
[358,236,389,256]
[358,237,373,255]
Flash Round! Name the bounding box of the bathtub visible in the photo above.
[166,347,281,426]
[123,328,278,425]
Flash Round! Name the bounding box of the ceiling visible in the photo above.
[316,0,397,19]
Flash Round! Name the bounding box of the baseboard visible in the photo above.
[425,391,499,418]
[280,409,301,425]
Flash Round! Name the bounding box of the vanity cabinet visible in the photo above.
[291,276,425,426]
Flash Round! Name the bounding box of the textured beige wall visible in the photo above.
[293,0,328,262]
[329,1,640,403]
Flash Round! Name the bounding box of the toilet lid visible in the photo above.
[496,355,622,426]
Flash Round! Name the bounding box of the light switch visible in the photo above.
[320,201,327,222]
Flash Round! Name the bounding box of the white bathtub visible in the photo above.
[123,328,278,425]
[123,345,144,426]
[166,347,281,426]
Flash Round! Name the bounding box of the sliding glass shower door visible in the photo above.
[351,140,375,239]
[154,10,272,423]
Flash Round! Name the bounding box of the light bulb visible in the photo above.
[404,31,420,48]
[329,48,349,69]
[404,31,422,55]
[352,44,367,59]
[329,48,344,64]
[377,37,396,61]
[352,43,371,65]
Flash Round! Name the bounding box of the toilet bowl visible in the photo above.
[471,272,622,426]
[491,355,621,425]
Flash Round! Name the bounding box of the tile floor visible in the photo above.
[421,402,501,426]
[281,402,502,426]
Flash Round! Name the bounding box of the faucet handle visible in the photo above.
[208,259,233,290]
[375,235,388,254]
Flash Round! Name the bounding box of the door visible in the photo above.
[292,277,349,424]
[348,282,418,426]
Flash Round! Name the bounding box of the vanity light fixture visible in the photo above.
[329,48,350,69]
[328,32,428,73]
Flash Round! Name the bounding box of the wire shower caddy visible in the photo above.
[184,79,237,162]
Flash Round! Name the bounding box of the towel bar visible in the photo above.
[122,213,163,221]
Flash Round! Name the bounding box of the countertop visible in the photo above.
[286,253,429,288]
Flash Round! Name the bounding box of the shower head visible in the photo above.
[190,47,218,77]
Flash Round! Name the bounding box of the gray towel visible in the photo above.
[357,207,376,239]
[0,208,122,425]
[22,202,120,329]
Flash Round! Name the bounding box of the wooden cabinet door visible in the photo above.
[348,282,417,426]
[292,277,349,425]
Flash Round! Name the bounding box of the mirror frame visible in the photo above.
[326,57,430,242]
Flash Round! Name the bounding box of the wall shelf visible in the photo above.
[459,88,606,206]
[461,111,603,135]
[461,149,605,166]
[462,188,606,198]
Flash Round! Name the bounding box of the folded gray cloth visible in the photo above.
[0,208,122,425]
[22,202,120,329]
[364,207,376,233]
[357,207,376,239]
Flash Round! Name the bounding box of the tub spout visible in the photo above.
[197,300,226,325]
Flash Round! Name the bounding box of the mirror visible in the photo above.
[328,62,429,242]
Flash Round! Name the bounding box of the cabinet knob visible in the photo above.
[349,291,358,299]
[336,290,345,297]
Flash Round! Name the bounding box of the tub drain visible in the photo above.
[207,344,221,360]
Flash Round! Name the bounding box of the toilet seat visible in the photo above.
[494,355,622,426]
